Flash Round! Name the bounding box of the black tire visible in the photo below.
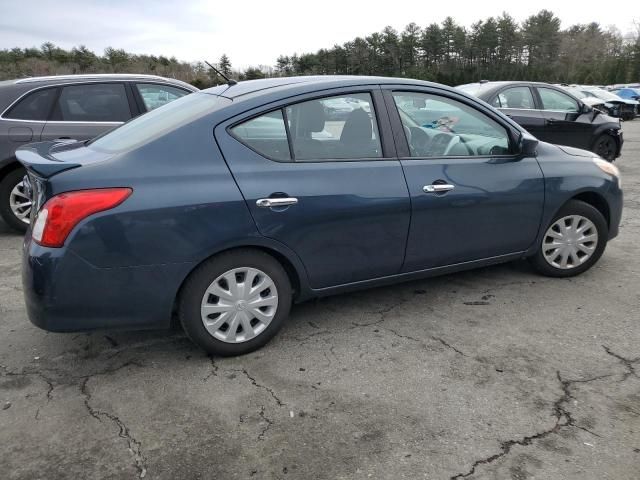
[178,249,292,356]
[529,200,608,278]
[0,167,29,233]
[592,134,617,161]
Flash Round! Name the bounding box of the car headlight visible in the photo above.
[593,157,621,186]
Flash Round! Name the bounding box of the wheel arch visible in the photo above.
[0,157,22,181]
[172,242,312,317]
[570,190,610,228]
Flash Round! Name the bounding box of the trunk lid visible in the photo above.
[15,139,114,178]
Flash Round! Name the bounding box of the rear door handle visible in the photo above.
[423,184,455,193]
[256,197,298,208]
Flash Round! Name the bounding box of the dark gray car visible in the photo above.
[0,74,197,231]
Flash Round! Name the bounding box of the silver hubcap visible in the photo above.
[200,267,278,343]
[9,180,32,224]
[542,215,598,269]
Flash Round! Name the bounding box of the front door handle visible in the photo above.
[423,184,455,193]
[256,197,298,208]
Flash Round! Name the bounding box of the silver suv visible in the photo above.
[0,74,197,231]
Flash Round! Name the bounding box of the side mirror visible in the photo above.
[519,134,538,156]
[581,103,593,114]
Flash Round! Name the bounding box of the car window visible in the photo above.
[231,110,291,161]
[286,93,382,161]
[3,88,57,121]
[493,87,535,109]
[53,83,131,122]
[136,83,190,111]
[393,92,510,157]
[88,92,228,154]
[538,88,579,112]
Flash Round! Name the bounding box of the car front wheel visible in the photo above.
[178,249,292,356]
[593,134,617,162]
[529,200,608,277]
[0,168,31,232]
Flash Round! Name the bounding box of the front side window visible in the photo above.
[537,88,579,112]
[393,92,510,157]
[493,87,535,109]
[136,83,190,111]
[53,83,131,122]
[4,88,57,121]
[231,92,383,162]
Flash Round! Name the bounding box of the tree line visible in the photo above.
[1,10,638,87]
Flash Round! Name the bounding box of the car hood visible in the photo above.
[556,145,595,158]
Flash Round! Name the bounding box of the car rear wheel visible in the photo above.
[593,134,617,161]
[178,249,292,356]
[529,200,608,278]
[0,168,30,232]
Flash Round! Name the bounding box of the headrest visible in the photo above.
[296,100,325,134]
[340,108,372,144]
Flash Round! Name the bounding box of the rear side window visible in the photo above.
[136,83,190,111]
[538,88,579,112]
[231,110,291,161]
[493,87,535,109]
[53,83,131,122]
[4,88,57,121]
[231,92,382,162]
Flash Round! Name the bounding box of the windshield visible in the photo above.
[563,87,588,99]
[456,83,483,96]
[88,93,229,154]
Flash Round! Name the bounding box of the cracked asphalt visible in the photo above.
[1,122,639,480]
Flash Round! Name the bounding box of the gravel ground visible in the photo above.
[1,122,639,480]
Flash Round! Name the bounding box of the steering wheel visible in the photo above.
[444,134,474,156]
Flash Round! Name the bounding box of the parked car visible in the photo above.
[567,86,638,121]
[456,81,623,161]
[19,76,622,356]
[0,74,197,231]
[609,87,640,102]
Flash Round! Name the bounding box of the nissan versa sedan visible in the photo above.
[457,81,623,161]
[18,76,623,356]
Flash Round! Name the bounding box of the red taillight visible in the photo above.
[32,188,132,248]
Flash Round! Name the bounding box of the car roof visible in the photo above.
[202,75,441,100]
[0,74,197,94]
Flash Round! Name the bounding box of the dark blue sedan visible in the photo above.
[18,76,623,356]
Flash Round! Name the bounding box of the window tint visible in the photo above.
[287,93,382,161]
[393,92,510,157]
[538,88,579,112]
[4,88,57,121]
[493,87,535,109]
[136,83,190,111]
[88,92,228,154]
[54,83,131,122]
[231,110,291,161]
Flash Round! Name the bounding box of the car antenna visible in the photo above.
[205,61,237,86]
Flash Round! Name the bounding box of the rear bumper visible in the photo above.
[22,236,193,332]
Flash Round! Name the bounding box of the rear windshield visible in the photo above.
[88,93,229,154]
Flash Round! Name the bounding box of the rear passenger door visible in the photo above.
[215,88,411,289]
[41,82,134,141]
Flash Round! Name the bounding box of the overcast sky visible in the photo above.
[1,0,637,69]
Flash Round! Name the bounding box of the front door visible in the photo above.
[384,88,545,271]
[534,86,591,149]
[216,89,411,289]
